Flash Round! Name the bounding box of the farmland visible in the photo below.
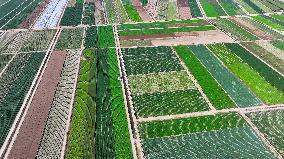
[0,0,284,159]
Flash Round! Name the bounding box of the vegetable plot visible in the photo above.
[199,0,227,17]
[210,18,259,41]
[208,43,284,105]
[122,46,183,75]
[188,45,262,107]
[60,0,83,26]
[0,52,45,146]
[56,28,84,50]
[174,46,235,109]
[248,110,284,157]
[218,0,245,16]
[139,113,275,158]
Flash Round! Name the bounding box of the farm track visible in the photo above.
[113,24,142,159]
[137,104,284,123]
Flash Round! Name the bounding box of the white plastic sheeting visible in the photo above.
[33,0,68,29]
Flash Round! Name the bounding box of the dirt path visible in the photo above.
[137,104,284,123]
[113,24,143,159]
[6,50,66,159]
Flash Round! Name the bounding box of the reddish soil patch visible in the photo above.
[229,17,275,40]
[131,0,153,21]
[177,0,191,19]
[19,0,51,28]
[7,51,66,159]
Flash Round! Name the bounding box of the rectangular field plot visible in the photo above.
[271,40,284,50]
[227,43,284,93]
[122,46,183,75]
[218,0,245,16]
[142,127,275,159]
[174,46,235,109]
[139,113,275,158]
[208,43,284,105]
[128,71,193,95]
[55,28,84,50]
[66,49,133,159]
[20,29,57,52]
[242,41,284,75]
[210,18,259,41]
[248,110,284,157]
[188,0,202,18]
[0,52,45,146]
[234,0,264,14]
[37,50,81,158]
[252,15,284,32]
[229,17,284,40]
[188,45,262,107]
[0,0,43,29]
[199,0,227,17]
[132,89,209,118]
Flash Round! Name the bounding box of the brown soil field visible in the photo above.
[7,51,66,159]
[131,0,153,21]
[19,0,51,28]
[229,17,275,40]
[177,0,191,19]
[150,30,234,46]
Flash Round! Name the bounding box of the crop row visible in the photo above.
[66,48,133,158]
[56,28,84,50]
[20,29,57,52]
[243,41,284,75]
[235,0,263,14]
[0,0,42,29]
[207,43,284,105]
[140,112,274,158]
[199,0,226,17]
[252,15,284,31]
[66,49,96,158]
[174,46,235,109]
[238,17,284,40]
[60,0,83,26]
[122,46,183,75]
[142,126,274,158]
[188,45,262,107]
[0,52,45,146]
[118,19,209,30]
[104,0,129,24]
[271,40,284,50]
[210,18,258,41]
[84,25,115,49]
[82,3,95,25]
[248,110,284,157]
[188,0,202,18]
[218,0,245,16]
[37,50,81,158]
[226,43,284,93]
[97,26,115,48]
[139,112,247,138]
[119,25,215,36]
